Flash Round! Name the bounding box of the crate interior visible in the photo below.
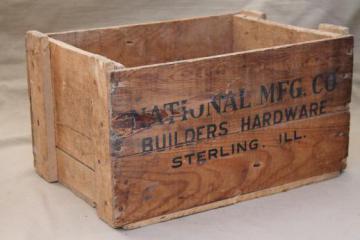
[49,14,334,68]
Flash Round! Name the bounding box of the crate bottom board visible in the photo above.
[53,165,341,229]
[122,171,340,229]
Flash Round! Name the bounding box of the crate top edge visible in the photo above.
[41,10,342,40]
[45,11,238,37]
[26,10,353,72]
[110,35,353,76]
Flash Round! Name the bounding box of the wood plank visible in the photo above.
[48,12,343,69]
[109,36,352,226]
[49,40,97,169]
[123,171,341,229]
[48,39,118,170]
[49,15,234,67]
[112,112,349,226]
[233,14,340,52]
[25,31,57,182]
[57,148,95,206]
[92,58,120,227]
[48,38,121,225]
[56,123,95,170]
[111,37,352,113]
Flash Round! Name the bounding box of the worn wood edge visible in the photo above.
[341,157,348,171]
[233,14,340,38]
[237,9,267,19]
[57,148,96,207]
[46,12,239,37]
[121,171,342,229]
[110,108,350,160]
[46,37,122,225]
[111,35,353,74]
[319,23,350,35]
[47,37,124,68]
[94,61,123,227]
[25,30,58,182]
[46,9,335,40]
[48,37,122,171]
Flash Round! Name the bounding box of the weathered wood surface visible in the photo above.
[49,39,98,170]
[57,148,95,206]
[111,37,352,158]
[110,36,353,226]
[48,38,122,225]
[26,31,57,182]
[319,23,350,35]
[233,14,340,52]
[123,171,341,229]
[49,15,234,67]
[92,58,121,226]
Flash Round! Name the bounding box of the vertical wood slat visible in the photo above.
[26,31,57,182]
[93,60,118,226]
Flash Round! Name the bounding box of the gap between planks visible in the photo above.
[57,147,95,171]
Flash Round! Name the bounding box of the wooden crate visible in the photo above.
[26,10,353,229]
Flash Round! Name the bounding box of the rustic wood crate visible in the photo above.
[26,10,353,229]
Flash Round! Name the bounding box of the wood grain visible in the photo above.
[49,39,99,170]
[233,14,340,52]
[110,37,352,158]
[110,36,352,226]
[25,31,57,182]
[57,148,95,206]
[48,12,340,69]
[49,15,234,67]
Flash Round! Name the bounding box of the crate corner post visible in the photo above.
[93,59,123,228]
[26,30,58,183]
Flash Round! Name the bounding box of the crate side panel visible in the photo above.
[50,15,233,67]
[233,16,333,52]
[92,60,118,226]
[110,36,353,226]
[49,39,115,224]
[49,41,100,169]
